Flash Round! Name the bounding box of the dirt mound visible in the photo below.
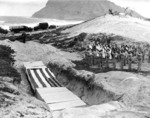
[94,71,150,108]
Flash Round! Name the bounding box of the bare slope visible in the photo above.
[32,0,142,20]
[64,15,150,43]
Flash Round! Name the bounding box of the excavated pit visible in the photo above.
[48,64,120,106]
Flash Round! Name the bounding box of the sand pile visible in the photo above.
[64,15,150,43]
[94,71,150,108]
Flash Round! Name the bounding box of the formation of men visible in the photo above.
[85,40,150,72]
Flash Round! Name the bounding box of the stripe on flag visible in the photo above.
[42,68,58,87]
[36,69,51,87]
[27,69,39,89]
[30,69,43,88]
[46,68,63,87]
[34,69,47,87]
[39,69,54,87]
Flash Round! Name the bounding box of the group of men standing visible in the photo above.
[85,40,150,72]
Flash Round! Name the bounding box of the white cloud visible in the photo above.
[0,0,47,3]
[109,0,150,18]
[0,0,48,17]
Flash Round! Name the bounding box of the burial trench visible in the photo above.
[47,64,121,106]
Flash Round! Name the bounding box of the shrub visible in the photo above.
[0,27,8,34]
[0,45,20,78]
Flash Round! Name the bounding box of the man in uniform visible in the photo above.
[120,52,125,70]
[21,32,27,43]
[137,51,142,72]
[85,49,93,66]
[128,52,132,71]
[148,50,150,63]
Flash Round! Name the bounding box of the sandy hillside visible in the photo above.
[64,15,150,43]
[0,40,82,68]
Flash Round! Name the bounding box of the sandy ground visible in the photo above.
[53,101,147,118]
[64,15,150,43]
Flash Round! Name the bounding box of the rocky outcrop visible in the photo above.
[32,0,143,20]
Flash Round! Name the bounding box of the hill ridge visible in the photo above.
[32,0,143,20]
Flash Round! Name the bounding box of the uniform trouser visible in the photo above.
[120,59,124,70]
[128,60,132,71]
[113,59,116,69]
[124,57,126,66]
[148,56,150,63]
[91,56,94,66]
[126,56,129,64]
[98,58,102,68]
[106,58,109,68]
[142,54,145,62]
[100,60,103,68]
[86,56,93,66]
[94,57,99,65]
[137,61,142,72]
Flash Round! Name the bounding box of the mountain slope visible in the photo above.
[32,0,143,20]
[64,15,150,43]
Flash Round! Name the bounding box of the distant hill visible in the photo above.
[32,0,143,20]
[0,16,40,24]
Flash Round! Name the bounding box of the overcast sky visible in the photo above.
[109,0,150,18]
[0,0,150,18]
[0,0,48,17]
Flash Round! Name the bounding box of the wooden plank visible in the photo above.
[24,61,46,69]
[36,87,68,93]
[48,100,86,111]
[37,89,80,104]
